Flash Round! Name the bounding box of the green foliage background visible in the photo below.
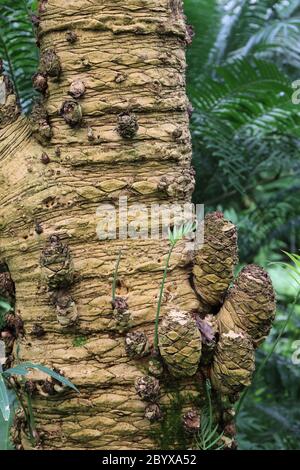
[0,0,300,450]
[0,0,38,111]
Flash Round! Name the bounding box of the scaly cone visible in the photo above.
[211,330,255,396]
[217,264,276,347]
[158,309,202,378]
[193,212,238,310]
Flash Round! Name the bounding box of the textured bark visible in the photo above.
[0,0,201,450]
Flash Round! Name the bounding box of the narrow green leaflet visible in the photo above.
[0,411,12,450]
[0,299,11,313]
[112,250,122,301]
[168,222,197,246]
[282,251,300,271]
[270,251,300,286]
[0,374,10,422]
[6,362,79,393]
[0,298,11,329]
[0,388,16,450]
[4,364,31,376]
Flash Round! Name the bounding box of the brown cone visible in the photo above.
[217,264,276,347]
[211,330,255,396]
[158,309,202,378]
[193,212,238,308]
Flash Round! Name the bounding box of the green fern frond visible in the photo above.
[185,0,222,85]
[0,0,39,112]
[229,18,300,69]
[191,58,300,198]
[223,181,300,261]
[192,59,291,114]
[211,0,272,66]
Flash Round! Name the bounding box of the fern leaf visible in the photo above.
[0,0,39,113]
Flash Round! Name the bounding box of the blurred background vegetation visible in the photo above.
[0,0,300,450]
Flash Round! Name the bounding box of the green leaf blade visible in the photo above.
[0,374,10,422]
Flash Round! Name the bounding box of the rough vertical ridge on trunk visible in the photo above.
[0,0,202,449]
[0,73,20,127]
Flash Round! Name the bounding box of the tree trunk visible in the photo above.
[0,0,275,450]
[0,0,198,450]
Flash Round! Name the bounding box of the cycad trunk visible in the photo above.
[0,0,200,450]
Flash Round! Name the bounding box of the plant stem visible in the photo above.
[112,251,122,301]
[236,289,300,416]
[13,340,37,445]
[154,244,175,351]
[206,380,213,431]
[25,390,38,444]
